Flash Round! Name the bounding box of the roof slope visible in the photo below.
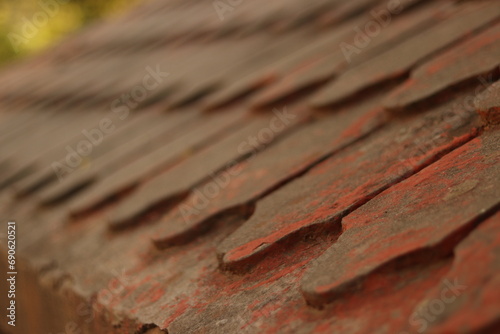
[0,0,499,333]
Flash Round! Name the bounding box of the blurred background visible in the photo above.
[0,0,140,65]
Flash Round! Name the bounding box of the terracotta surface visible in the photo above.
[0,0,499,333]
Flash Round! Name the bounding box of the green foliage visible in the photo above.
[0,0,140,65]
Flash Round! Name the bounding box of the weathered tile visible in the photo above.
[419,212,500,334]
[65,108,246,214]
[108,108,308,229]
[301,130,500,306]
[310,2,500,107]
[248,1,449,109]
[476,80,500,126]
[202,29,340,110]
[2,0,500,333]
[385,23,500,110]
[12,108,175,196]
[150,93,387,248]
[217,94,482,271]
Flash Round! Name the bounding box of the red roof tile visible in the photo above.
[302,130,499,306]
[108,110,307,229]
[476,80,500,126]
[218,92,483,272]
[310,1,500,107]
[0,0,499,333]
[151,97,384,248]
[385,22,500,110]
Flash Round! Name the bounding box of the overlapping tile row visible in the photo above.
[1,108,109,188]
[301,129,500,306]
[203,0,447,111]
[0,0,363,107]
[106,108,309,229]
[477,80,500,126]
[417,212,500,334]
[36,107,246,206]
[12,108,192,197]
[384,22,500,110]
[217,92,483,272]
[58,0,346,57]
[310,1,500,107]
[0,0,500,333]
[246,0,452,110]
[149,94,386,248]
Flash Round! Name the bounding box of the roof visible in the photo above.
[0,0,499,333]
